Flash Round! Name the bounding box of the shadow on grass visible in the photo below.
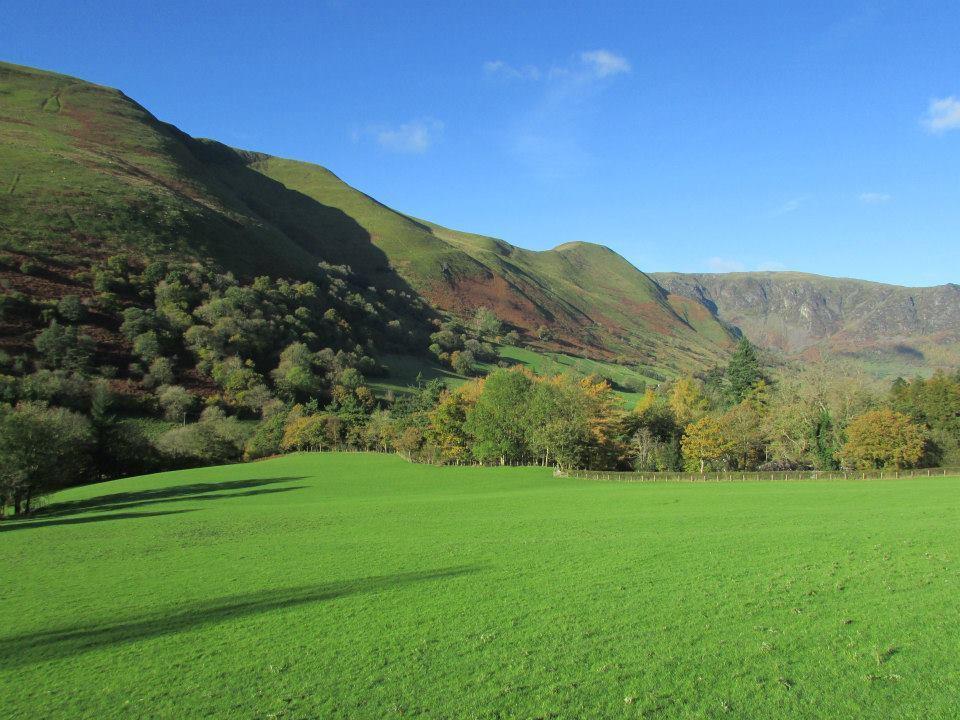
[0,509,197,533]
[34,476,308,518]
[43,485,309,517]
[0,566,482,667]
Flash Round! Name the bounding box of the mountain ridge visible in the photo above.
[0,59,733,376]
[4,59,957,381]
[653,271,960,377]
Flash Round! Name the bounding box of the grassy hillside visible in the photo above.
[255,158,736,371]
[0,60,735,378]
[0,62,407,283]
[2,453,958,718]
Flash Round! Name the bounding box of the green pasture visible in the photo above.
[1,453,957,718]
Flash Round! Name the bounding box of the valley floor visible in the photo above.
[1,454,958,718]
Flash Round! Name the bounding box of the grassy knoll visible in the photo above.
[1,454,958,718]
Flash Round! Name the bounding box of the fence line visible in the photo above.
[555,467,960,484]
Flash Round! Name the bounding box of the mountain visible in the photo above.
[0,60,735,377]
[653,271,960,377]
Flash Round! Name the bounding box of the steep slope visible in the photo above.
[0,61,736,374]
[0,62,416,286]
[654,272,960,376]
[250,156,735,368]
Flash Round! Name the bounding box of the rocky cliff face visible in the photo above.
[651,272,960,375]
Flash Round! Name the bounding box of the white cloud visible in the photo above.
[579,50,631,78]
[483,60,541,80]
[482,49,630,84]
[706,257,746,273]
[757,261,787,272]
[770,196,808,217]
[483,50,629,181]
[859,192,892,204]
[354,119,443,154]
[921,96,960,134]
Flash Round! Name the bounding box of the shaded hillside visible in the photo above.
[653,272,960,376]
[0,61,735,374]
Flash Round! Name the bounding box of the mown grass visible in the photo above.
[1,453,957,718]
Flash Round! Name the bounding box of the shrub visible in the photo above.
[154,410,248,466]
[57,295,86,323]
[132,331,162,363]
[281,412,341,452]
[18,370,91,410]
[34,320,94,372]
[243,409,290,460]
[0,374,19,404]
[451,350,476,376]
[156,385,197,422]
[19,259,41,275]
[144,357,175,388]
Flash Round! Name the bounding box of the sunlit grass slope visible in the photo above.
[2,453,957,719]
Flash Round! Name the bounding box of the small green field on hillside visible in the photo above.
[2,454,958,719]
[492,346,666,405]
[375,346,662,406]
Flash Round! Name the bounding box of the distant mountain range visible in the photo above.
[1,60,957,380]
[654,272,960,377]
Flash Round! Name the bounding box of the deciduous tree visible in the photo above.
[838,409,926,470]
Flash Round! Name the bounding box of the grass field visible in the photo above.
[2,454,958,719]
[373,346,663,406]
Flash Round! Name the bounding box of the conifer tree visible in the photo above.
[725,338,765,403]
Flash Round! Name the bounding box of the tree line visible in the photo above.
[2,251,958,516]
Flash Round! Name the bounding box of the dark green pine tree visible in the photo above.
[725,337,765,403]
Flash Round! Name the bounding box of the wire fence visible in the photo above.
[555,467,960,483]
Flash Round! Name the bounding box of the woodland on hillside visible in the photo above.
[2,251,957,516]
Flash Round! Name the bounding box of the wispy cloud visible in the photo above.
[579,50,631,78]
[859,191,892,204]
[921,96,960,134]
[353,118,443,154]
[769,196,809,217]
[483,60,541,80]
[482,49,631,85]
[757,261,787,272]
[483,50,631,180]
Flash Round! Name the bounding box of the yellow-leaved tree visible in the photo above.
[669,376,708,428]
[837,409,926,470]
[681,416,733,473]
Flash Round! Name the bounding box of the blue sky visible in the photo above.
[4,1,959,286]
